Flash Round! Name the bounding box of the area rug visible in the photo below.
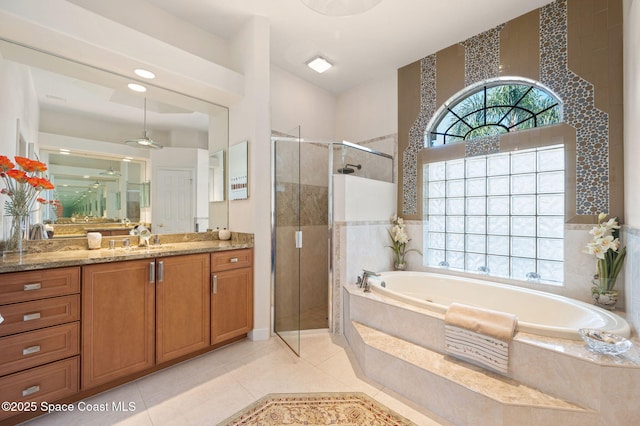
[218,392,417,426]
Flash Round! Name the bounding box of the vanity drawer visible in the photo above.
[0,356,79,420]
[0,323,79,377]
[211,249,252,272]
[0,295,80,337]
[0,267,80,305]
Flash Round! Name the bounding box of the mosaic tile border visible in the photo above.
[539,0,609,214]
[462,25,505,87]
[465,135,500,157]
[404,54,436,215]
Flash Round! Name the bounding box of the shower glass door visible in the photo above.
[272,127,301,356]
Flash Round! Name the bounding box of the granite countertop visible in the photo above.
[0,231,254,273]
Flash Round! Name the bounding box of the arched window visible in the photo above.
[426,79,562,146]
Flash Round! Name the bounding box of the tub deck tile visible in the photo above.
[354,321,590,411]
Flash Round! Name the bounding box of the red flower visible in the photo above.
[1,155,55,215]
[6,169,27,181]
[0,155,14,171]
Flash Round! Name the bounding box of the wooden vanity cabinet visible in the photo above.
[81,253,210,389]
[0,246,252,424]
[155,253,210,363]
[81,259,154,389]
[0,267,80,422]
[211,249,253,344]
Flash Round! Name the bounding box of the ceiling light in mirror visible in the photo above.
[134,68,155,79]
[127,83,146,92]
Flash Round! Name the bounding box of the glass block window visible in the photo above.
[423,145,565,284]
[426,82,561,146]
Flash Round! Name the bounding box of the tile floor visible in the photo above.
[23,333,451,425]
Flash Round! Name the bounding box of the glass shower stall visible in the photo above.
[271,130,393,355]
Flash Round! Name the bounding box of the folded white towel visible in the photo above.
[444,303,517,341]
[444,303,517,374]
[445,325,509,373]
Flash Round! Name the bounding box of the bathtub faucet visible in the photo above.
[358,269,379,293]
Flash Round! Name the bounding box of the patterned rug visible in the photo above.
[218,392,417,425]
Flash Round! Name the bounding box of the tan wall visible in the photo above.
[398,0,623,221]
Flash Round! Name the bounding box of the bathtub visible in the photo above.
[367,271,631,340]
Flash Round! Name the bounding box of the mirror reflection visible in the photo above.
[229,141,248,201]
[0,38,229,238]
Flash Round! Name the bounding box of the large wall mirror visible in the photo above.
[0,38,229,237]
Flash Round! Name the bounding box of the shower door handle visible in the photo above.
[295,230,302,249]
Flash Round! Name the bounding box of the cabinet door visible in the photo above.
[156,253,210,363]
[211,267,253,345]
[82,260,155,389]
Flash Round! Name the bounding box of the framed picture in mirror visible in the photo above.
[229,141,248,200]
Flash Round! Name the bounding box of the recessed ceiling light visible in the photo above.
[134,68,155,79]
[83,175,90,179]
[128,83,147,92]
[307,56,333,73]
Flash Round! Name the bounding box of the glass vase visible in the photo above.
[591,276,618,310]
[3,214,30,255]
[394,253,406,270]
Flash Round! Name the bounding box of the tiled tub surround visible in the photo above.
[344,284,640,425]
[624,226,640,336]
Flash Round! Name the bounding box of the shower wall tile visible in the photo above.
[300,184,328,226]
[275,182,328,227]
[301,143,330,187]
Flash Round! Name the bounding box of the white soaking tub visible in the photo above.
[367,271,630,340]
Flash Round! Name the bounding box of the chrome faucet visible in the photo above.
[358,269,380,293]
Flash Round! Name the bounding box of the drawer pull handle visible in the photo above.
[23,345,41,356]
[23,283,42,291]
[229,257,239,263]
[23,313,41,322]
[22,385,40,397]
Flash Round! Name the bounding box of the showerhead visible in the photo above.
[337,163,362,174]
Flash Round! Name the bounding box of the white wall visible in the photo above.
[336,72,397,142]
[228,16,272,341]
[333,175,396,222]
[270,66,336,139]
[0,59,39,231]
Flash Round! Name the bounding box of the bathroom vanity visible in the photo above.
[0,233,253,425]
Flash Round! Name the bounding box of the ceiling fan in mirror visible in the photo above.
[99,165,122,176]
[124,98,163,149]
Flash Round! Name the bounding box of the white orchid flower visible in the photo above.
[602,218,620,230]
